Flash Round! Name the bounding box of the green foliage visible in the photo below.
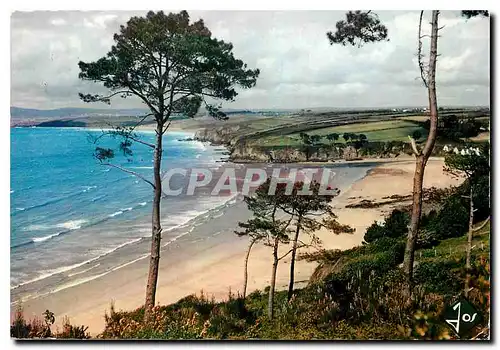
[414,261,462,295]
[462,10,489,18]
[92,228,490,340]
[79,10,259,120]
[364,209,410,243]
[472,175,490,221]
[80,10,259,178]
[445,143,490,222]
[57,316,91,339]
[433,115,482,140]
[326,133,339,142]
[327,11,389,47]
[10,308,90,339]
[431,194,469,239]
[94,147,115,162]
[236,179,292,245]
[412,129,422,140]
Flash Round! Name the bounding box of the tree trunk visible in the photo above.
[144,126,163,323]
[242,238,256,299]
[403,155,425,280]
[268,238,279,320]
[465,185,474,297]
[403,10,440,291]
[287,217,302,301]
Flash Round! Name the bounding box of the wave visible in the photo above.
[18,252,151,303]
[25,219,87,232]
[212,212,224,219]
[82,185,97,193]
[11,237,145,291]
[11,188,94,215]
[138,202,147,206]
[108,211,123,218]
[67,263,100,277]
[91,194,107,202]
[11,219,89,248]
[32,232,64,243]
[10,190,14,194]
[130,166,154,169]
[162,227,195,247]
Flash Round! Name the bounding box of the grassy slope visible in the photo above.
[97,221,490,340]
[419,222,490,263]
[253,120,428,147]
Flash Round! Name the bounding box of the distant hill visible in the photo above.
[10,107,150,119]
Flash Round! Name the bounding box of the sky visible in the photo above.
[10,10,490,110]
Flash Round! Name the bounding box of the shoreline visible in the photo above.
[11,156,463,336]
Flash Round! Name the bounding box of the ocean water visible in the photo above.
[10,127,377,304]
[10,127,230,299]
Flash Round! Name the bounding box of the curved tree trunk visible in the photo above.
[403,156,425,279]
[287,217,302,301]
[268,238,279,320]
[144,125,163,323]
[465,184,474,296]
[403,10,440,290]
[242,238,257,299]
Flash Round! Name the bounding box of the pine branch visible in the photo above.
[408,135,421,156]
[101,163,155,189]
[417,10,429,88]
[472,217,490,232]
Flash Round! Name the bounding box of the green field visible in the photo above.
[251,120,428,147]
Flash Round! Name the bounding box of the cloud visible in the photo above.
[10,10,490,109]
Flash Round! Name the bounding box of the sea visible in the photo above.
[10,127,376,304]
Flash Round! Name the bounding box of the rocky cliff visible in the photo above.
[193,127,414,163]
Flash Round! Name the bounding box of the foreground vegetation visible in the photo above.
[12,178,490,340]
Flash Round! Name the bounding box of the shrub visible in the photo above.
[55,316,90,339]
[364,209,409,243]
[413,261,462,295]
[472,175,490,222]
[11,308,90,339]
[432,195,469,239]
[364,221,386,243]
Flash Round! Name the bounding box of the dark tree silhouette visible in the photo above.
[445,143,490,296]
[412,130,422,141]
[327,11,388,48]
[78,10,259,323]
[461,10,489,19]
[236,180,292,319]
[326,133,340,143]
[280,181,353,301]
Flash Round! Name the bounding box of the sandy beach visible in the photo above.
[13,156,463,335]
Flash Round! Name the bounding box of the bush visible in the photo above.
[472,175,490,222]
[432,195,469,239]
[364,209,409,243]
[414,261,462,295]
[10,308,90,339]
[56,316,90,339]
[364,221,386,243]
